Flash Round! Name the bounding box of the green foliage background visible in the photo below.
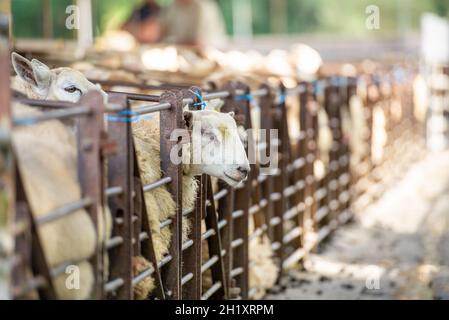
[10,0,449,39]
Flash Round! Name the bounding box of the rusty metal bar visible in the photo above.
[14,106,91,126]
[35,198,92,225]
[229,82,251,299]
[159,90,184,299]
[203,176,228,299]
[106,93,133,299]
[0,12,13,300]
[15,168,56,299]
[134,144,166,300]
[76,91,106,299]
[181,88,205,299]
[299,83,318,252]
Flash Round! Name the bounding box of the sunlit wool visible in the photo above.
[11,53,112,299]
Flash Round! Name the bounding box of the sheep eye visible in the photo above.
[64,86,78,93]
[209,135,215,141]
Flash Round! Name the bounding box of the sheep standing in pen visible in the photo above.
[10,53,111,299]
[131,107,251,298]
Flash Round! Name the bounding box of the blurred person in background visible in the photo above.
[159,0,228,48]
[122,0,161,43]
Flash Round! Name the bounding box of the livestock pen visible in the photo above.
[0,40,423,299]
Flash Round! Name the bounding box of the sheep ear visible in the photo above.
[12,52,51,91]
[31,58,52,89]
[184,110,193,129]
[228,111,235,118]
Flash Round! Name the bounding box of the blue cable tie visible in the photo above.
[106,113,154,123]
[235,94,253,102]
[14,118,37,126]
[189,89,206,110]
[116,110,139,116]
[313,80,323,95]
[278,94,286,105]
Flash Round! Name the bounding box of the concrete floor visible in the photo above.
[267,151,449,300]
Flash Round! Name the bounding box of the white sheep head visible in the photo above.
[11,52,107,103]
[183,109,250,187]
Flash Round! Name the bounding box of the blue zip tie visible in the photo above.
[116,110,139,116]
[277,94,286,105]
[14,118,38,126]
[106,113,154,123]
[313,80,324,96]
[235,94,253,102]
[189,89,206,110]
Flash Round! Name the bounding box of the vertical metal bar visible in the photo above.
[231,82,251,299]
[258,84,275,241]
[15,169,56,299]
[217,180,233,297]
[0,11,13,300]
[297,84,308,245]
[134,148,166,300]
[204,176,228,299]
[12,202,32,299]
[106,93,133,299]
[77,92,105,299]
[182,175,203,299]
[181,87,203,300]
[342,78,356,216]
[218,82,241,298]
[278,83,292,243]
[266,84,287,276]
[159,91,183,299]
[324,83,341,223]
[301,84,318,250]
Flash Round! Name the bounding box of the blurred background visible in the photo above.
[5,0,449,59]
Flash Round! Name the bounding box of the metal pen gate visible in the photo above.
[0,46,420,299]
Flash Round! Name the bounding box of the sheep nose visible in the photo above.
[237,166,249,178]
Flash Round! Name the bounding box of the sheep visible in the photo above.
[10,53,111,299]
[66,63,251,298]
[131,107,250,298]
